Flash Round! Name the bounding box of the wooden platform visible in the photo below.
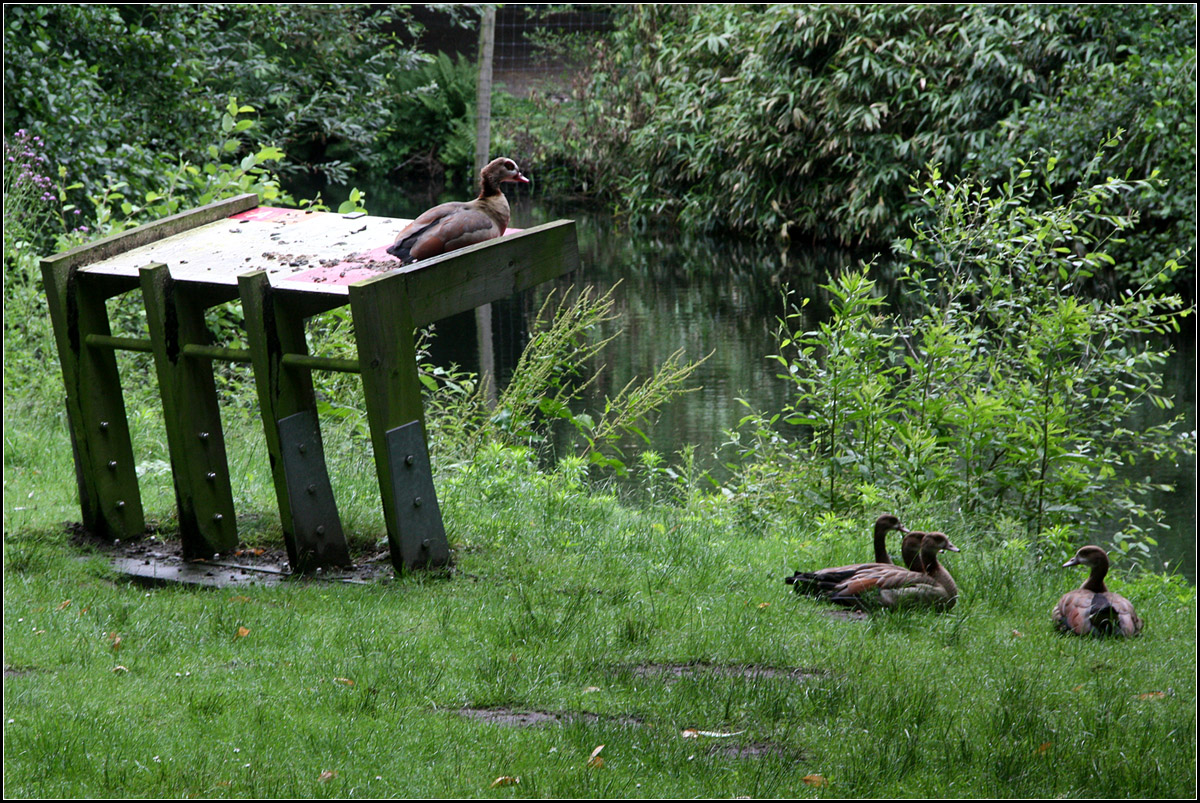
[78,204,528,295]
[42,193,578,577]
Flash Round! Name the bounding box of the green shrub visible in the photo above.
[728,151,1193,557]
[369,51,480,185]
[524,5,1195,289]
[3,4,427,206]
[968,5,1197,291]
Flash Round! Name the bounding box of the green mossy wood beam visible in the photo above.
[140,264,240,559]
[349,221,579,571]
[40,265,145,540]
[239,270,350,572]
[39,194,260,543]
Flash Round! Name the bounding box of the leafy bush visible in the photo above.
[534,5,1069,240]
[967,5,1197,291]
[525,5,1195,289]
[3,4,427,211]
[728,152,1193,558]
[369,51,481,185]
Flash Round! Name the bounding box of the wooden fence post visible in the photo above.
[475,4,499,406]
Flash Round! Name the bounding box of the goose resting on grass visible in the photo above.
[900,529,926,572]
[784,514,909,596]
[1052,545,1143,637]
[790,531,961,612]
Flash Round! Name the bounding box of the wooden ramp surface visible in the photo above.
[79,205,524,295]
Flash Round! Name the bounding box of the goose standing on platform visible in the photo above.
[785,514,909,595]
[387,157,530,264]
[799,531,961,612]
[1052,546,1143,637]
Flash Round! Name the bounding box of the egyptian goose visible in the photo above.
[386,157,530,264]
[785,514,909,595]
[900,529,926,572]
[1052,546,1143,637]
[798,531,961,612]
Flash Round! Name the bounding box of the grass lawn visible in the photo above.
[3,406,1196,799]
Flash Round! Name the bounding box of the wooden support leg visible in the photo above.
[40,261,145,539]
[238,271,350,572]
[139,264,238,559]
[349,274,450,573]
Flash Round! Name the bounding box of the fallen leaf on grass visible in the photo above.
[109,632,122,651]
[1011,629,1023,638]
[235,626,250,638]
[112,665,129,673]
[490,776,519,788]
[1138,691,1167,700]
[318,770,337,782]
[802,774,828,787]
[681,728,746,738]
[1036,742,1052,754]
[587,744,605,768]
[334,678,355,686]
[57,600,71,611]
[757,602,770,609]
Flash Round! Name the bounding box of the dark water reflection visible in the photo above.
[294,180,1195,580]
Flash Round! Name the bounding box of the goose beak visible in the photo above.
[1062,556,1081,568]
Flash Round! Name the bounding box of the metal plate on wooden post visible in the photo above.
[278,410,350,572]
[385,421,450,571]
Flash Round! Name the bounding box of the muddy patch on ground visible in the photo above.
[4,665,40,679]
[456,706,643,729]
[456,706,798,761]
[67,522,398,588]
[705,741,796,761]
[628,662,827,684]
[821,608,871,621]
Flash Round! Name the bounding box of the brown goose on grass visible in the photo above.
[784,514,909,595]
[387,157,529,264]
[793,531,961,612]
[1052,545,1143,637]
[900,529,926,572]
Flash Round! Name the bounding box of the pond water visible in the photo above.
[291,178,1195,580]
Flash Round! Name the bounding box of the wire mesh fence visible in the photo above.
[492,5,613,100]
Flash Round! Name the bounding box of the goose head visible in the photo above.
[1063,545,1109,571]
[482,157,530,188]
[918,531,959,568]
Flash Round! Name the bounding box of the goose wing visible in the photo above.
[388,202,503,263]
